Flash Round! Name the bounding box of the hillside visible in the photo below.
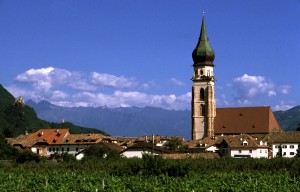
[0,84,107,137]
[274,106,300,131]
[26,100,191,138]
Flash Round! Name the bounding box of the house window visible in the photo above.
[282,145,287,149]
[249,150,252,153]
[290,145,294,149]
[49,148,52,152]
[283,152,286,156]
[290,152,295,156]
[56,148,59,152]
[76,147,78,152]
[67,148,69,152]
[62,148,64,152]
[260,149,262,153]
[275,145,279,148]
[53,148,55,152]
[239,150,242,153]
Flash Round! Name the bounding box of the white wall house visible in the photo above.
[218,135,270,158]
[121,142,167,158]
[267,132,300,158]
[46,144,91,156]
[272,143,299,158]
[230,148,269,158]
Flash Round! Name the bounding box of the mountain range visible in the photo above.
[27,99,300,139]
[0,84,106,137]
[26,100,191,138]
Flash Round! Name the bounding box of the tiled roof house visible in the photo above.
[266,131,300,158]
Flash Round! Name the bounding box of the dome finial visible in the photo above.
[192,13,215,66]
[202,11,205,16]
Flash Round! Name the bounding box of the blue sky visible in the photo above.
[0,0,299,111]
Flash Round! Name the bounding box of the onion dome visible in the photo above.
[192,13,215,66]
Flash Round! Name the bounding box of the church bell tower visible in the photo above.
[191,13,216,140]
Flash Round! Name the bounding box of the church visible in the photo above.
[191,13,281,141]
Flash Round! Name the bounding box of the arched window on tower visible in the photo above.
[200,88,205,101]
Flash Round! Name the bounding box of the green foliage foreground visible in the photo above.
[1,157,300,191]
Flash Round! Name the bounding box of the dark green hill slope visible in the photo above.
[0,84,107,137]
[274,106,300,131]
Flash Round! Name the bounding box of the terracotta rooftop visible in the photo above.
[215,106,281,135]
[61,133,104,145]
[6,128,70,148]
[27,128,70,145]
[218,134,269,149]
[266,131,300,143]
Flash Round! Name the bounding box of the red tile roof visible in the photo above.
[27,128,70,145]
[215,106,281,135]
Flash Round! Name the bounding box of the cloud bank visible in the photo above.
[6,68,293,111]
[8,67,191,110]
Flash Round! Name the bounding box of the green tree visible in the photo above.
[163,137,186,151]
[16,151,41,163]
[0,131,19,159]
[83,144,120,160]
[296,146,300,157]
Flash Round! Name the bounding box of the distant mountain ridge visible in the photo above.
[27,99,300,138]
[26,100,191,139]
[0,84,107,137]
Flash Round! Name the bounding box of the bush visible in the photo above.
[16,151,41,163]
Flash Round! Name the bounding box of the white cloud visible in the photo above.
[9,67,192,110]
[15,67,80,91]
[170,78,185,86]
[273,101,294,111]
[50,90,69,100]
[90,72,137,89]
[278,85,291,94]
[71,91,191,110]
[233,74,276,99]
[6,86,45,101]
[69,80,97,91]
[141,80,158,90]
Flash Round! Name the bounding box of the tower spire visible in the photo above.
[191,13,216,140]
[192,13,215,66]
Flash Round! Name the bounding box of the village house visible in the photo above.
[266,131,300,158]
[217,134,269,158]
[121,141,170,158]
[6,128,115,157]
